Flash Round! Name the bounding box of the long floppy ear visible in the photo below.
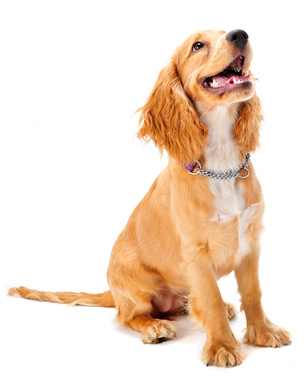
[233,91,263,153]
[137,60,207,163]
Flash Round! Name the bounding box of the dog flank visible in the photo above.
[9,29,291,368]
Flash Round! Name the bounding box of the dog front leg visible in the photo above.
[186,255,245,367]
[235,248,291,347]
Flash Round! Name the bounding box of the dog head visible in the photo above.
[138,30,263,163]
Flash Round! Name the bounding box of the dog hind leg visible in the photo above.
[127,315,177,344]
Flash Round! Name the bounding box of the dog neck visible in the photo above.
[197,102,242,171]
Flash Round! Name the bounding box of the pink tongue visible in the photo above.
[213,73,250,86]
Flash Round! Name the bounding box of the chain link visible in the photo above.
[188,153,251,180]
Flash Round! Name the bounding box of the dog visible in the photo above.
[9,29,291,367]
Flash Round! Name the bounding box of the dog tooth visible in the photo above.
[210,78,220,88]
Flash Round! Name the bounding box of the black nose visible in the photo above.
[226,29,249,48]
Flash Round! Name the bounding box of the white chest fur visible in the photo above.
[201,105,255,257]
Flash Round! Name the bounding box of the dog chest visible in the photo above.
[208,178,255,259]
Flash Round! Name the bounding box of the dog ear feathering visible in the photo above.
[233,89,263,153]
[137,59,263,162]
[137,58,208,164]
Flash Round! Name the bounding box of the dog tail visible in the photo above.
[8,286,115,307]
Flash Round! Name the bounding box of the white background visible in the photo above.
[1,0,306,390]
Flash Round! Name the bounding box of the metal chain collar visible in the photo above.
[188,153,251,180]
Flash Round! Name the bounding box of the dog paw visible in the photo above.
[244,321,292,348]
[142,319,177,344]
[202,342,245,368]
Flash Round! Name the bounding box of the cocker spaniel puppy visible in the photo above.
[9,29,291,367]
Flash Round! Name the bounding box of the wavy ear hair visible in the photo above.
[137,60,207,163]
[233,89,263,153]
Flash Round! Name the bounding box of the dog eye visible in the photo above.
[192,42,205,51]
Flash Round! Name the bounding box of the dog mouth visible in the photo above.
[201,55,252,93]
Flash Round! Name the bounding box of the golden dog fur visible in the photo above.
[9,30,291,367]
